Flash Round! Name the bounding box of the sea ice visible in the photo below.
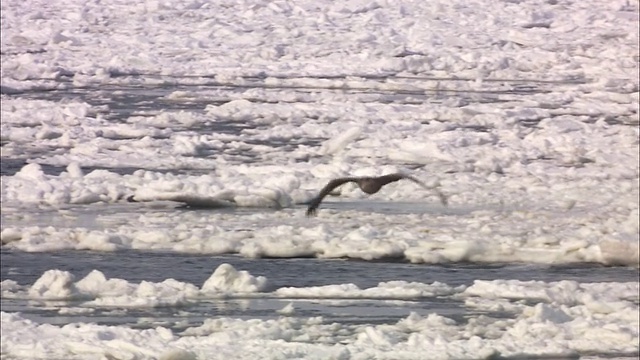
[1,0,638,357]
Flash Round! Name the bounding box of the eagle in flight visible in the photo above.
[306,173,447,216]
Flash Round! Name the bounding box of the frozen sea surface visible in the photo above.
[1,0,639,358]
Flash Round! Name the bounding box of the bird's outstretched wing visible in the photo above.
[306,177,359,216]
[381,173,449,206]
[375,173,406,186]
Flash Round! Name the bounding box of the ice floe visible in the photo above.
[1,265,638,359]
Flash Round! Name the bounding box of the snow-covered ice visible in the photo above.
[1,0,638,358]
[1,264,638,359]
